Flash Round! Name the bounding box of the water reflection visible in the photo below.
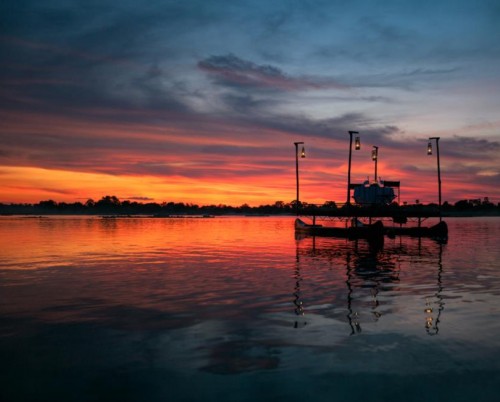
[425,243,444,335]
[295,234,445,336]
[2,216,500,400]
[293,242,306,328]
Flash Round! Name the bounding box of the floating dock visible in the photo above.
[295,204,448,241]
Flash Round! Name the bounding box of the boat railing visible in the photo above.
[297,203,441,220]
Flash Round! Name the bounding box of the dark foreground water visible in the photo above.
[1,216,499,402]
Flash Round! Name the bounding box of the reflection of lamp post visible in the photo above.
[427,137,442,221]
[372,146,379,182]
[347,131,361,204]
[294,142,305,215]
[293,241,305,328]
[425,242,444,335]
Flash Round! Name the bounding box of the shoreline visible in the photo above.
[1,211,499,218]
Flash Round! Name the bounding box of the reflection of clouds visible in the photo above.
[3,216,500,381]
[115,318,281,374]
[201,340,279,374]
[154,313,498,376]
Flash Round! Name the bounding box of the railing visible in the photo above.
[297,203,441,219]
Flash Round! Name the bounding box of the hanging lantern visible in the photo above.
[301,146,306,158]
[355,136,361,150]
[372,148,377,161]
[427,141,432,155]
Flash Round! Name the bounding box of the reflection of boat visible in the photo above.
[353,180,396,206]
[294,234,445,336]
[295,218,384,242]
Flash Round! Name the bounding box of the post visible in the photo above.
[429,137,442,222]
[347,131,359,204]
[294,142,304,216]
[372,146,379,182]
[436,138,442,222]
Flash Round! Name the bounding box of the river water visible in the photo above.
[1,216,499,401]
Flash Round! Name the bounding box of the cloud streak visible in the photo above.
[199,54,347,91]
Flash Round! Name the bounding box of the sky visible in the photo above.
[1,0,500,206]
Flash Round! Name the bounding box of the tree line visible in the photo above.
[0,195,498,216]
[0,196,299,215]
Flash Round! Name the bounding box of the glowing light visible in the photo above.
[355,136,361,150]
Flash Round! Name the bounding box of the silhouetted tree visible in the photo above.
[322,201,337,209]
[37,200,57,210]
[454,199,473,210]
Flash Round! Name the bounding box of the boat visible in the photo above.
[295,218,384,241]
[353,180,396,206]
[294,142,448,240]
[386,221,448,240]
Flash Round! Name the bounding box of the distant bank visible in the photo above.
[0,196,498,217]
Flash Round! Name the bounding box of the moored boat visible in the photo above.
[386,220,448,240]
[295,218,384,241]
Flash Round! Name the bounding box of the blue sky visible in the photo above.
[1,0,499,204]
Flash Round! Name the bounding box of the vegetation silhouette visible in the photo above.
[0,196,498,216]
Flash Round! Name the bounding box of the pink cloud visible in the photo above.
[199,54,347,91]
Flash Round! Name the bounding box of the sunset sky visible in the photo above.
[1,0,499,206]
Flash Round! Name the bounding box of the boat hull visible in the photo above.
[295,218,385,241]
[386,221,448,239]
[295,219,448,241]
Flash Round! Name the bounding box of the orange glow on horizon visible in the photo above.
[1,163,490,207]
[1,110,499,206]
[0,165,308,206]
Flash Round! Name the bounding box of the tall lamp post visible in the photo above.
[294,142,305,215]
[372,146,379,182]
[346,131,361,204]
[427,137,442,221]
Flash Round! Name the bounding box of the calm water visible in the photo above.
[1,216,499,402]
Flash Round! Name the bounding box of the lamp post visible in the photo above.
[294,142,305,215]
[347,131,361,204]
[427,137,442,221]
[372,146,379,182]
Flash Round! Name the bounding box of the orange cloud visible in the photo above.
[1,108,499,206]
